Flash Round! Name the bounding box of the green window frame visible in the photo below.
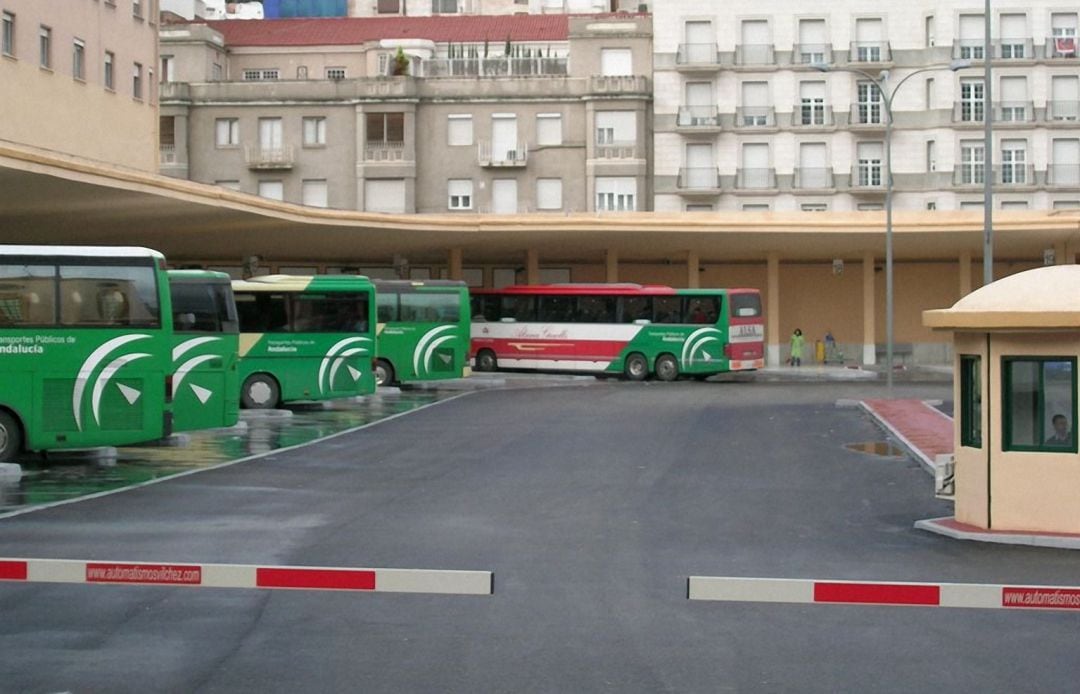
[1002,356,1078,453]
[960,355,982,448]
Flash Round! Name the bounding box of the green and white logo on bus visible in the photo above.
[681,327,724,368]
[72,334,153,431]
[412,325,458,378]
[318,336,373,394]
[173,336,223,405]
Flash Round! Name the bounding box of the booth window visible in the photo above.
[1003,357,1077,453]
[960,355,982,447]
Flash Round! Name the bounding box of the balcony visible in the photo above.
[849,103,886,129]
[245,144,294,170]
[677,167,722,194]
[849,41,891,64]
[792,44,832,66]
[736,168,777,190]
[675,43,721,70]
[952,102,986,124]
[850,165,885,192]
[735,44,775,67]
[735,106,776,129]
[793,167,835,189]
[1047,164,1080,187]
[1045,37,1079,60]
[792,103,834,128]
[994,101,1035,124]
[364,141,406,162]
[997,38,1034,60]
[1048,100,1080,122]
[953,40,989,61]
[589,75,649,95]
[951,165,1035,188]
[594,141,638,159]
[478,141,528,167]
[676,106,722,131]
[424,56,568,78]
[159,144,179,164]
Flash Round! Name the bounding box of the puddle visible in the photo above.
[844,441,907,457]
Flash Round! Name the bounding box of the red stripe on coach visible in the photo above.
[814,582,940,606]
[256,567,376,591]
[0,560,27,581]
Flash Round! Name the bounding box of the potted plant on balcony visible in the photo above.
[392,46,410,76]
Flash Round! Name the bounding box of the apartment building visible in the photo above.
[349,0,646,18]
[653,0,1080,212]
[0,0,160,171]
[160,14,652,216]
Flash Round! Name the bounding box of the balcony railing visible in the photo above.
[677,167,721,190]
[995,101,1035,123]
[997,38,1034,59]
[364,141,406,161]
[735,44,775,66]
[849,41,891,63]
[736,167,777,189]
[676,105,721,128]
[1047,164,1080,186]
[735,106,776,128]
[594,142,638,159]
[1046,37,1079,60]
[676,43,721,67]
[850,103,886,127]
[245,144,294,170]
[850,164,885,189]
[794,167,835,189]
[478,141,528,167]
[423,56,568,78]
[953,40,988,61]
[951,164,1035,187]
[793,44,832,65]
[1048,99,1080,122]
[590,75,649,94]
[952,101,986,123]
[159,144,178,164]
[792,103,834,127]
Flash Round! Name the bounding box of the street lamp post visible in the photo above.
[812,60,970,393]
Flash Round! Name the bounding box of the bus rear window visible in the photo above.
[731,293,762,318]
[172,282,237,333]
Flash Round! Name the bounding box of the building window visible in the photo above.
[1051,76,1079,121]
[536,113,562,146]
[595,177,636,212]
[447,114,473,146]
[302,180,329,208]
[926,201,937,210]
[2,12,14,57]
[448,179,473,210]
[999,76,1028,121]
[72,39,85,80]
[366,112,404,145]
[160,54,174,83]
[133,0,143,18]
[960,141,985,184]
[377,53,389,76]
[104,51,114,89]
[600,48,633,77]
[799,81,825,125]
[1053,200,1080,209]
[857,203,884,211]
[1003,358,1077,452]
[325,66,346,80]
[212,62,223,81]
[960,80,985,122]
[686,204,713,212]
[925,15,935,47]
[958,14,985,59]
[595,111,636,152]
[853,18,885,61]
[999,13,1027,58]
[432,0,459,13]
[132,62,142,99]
[242,68,279,81]
[856,142,883,186]
[364,179,407,213]
[960,355,983,447]
[536,178,563,210]
[925,77,935,109]
[856,81,883,124]
[740,81,770,126]
[491,179,518,215]
[926,140,937,172]
[1000,200,1028,210]
[257,181,284,201]
[742,203,770,211]
[215,118,240,147]
[960,200,985,210]
[377,0,400,13]
[1001,140,1027,184]
[1051,13,1078,57]
[797,18,826,63]
[303,117,327,146]
[801,203,828,212]
[39,26,51,69]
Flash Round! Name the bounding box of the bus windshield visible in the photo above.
[171,281,238,333]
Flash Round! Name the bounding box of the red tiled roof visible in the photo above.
[203,15,573,46]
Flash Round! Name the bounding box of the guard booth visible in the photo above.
[924,266,1080,534]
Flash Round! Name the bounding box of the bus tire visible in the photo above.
[374,359,395,387]
[475,350,498,372]
[655,354,679,382]
[0,410,22,462]
[241,374,280,410]
[623,353,649,381]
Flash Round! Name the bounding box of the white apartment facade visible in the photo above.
[653,0,1080,212]
[349,0,647,17]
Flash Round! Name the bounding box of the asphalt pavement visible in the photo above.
[2,380,1079,693]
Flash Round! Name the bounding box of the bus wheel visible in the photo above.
[374,359,395,387]
[623,353,649,381]
[0,411,22,462]
[241,374,280,409]
[655,354,679,382]
[475,350,498,372]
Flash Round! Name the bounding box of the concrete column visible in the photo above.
[862,252,876,366]
[525,249,540,285]
[687,251,700,289]
[605,249,619,283]
[959,251,973,297]
[447,248,463,281]
[1054,241,1069,266]
[766,252,780,367]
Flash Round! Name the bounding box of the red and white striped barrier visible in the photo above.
[0,558,492,596]
[688,576,1080,611]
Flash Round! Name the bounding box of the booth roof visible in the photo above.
[924,265,1080,331]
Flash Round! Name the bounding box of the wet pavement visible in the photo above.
[0,388,454,515]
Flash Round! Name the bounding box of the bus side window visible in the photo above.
[653,296,681,324]
[377,293,398,322]
[265,294,290,332]
[619,296,651,323]
[578,295,615,323]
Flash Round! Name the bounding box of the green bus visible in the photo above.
[469,283,764,381]
[167,270,240,432]
[0,245,174,461]
[372,279,471,387]
[232,275,377,409]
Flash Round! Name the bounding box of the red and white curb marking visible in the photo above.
[0,558,492,595]
[688,576,1080,611]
